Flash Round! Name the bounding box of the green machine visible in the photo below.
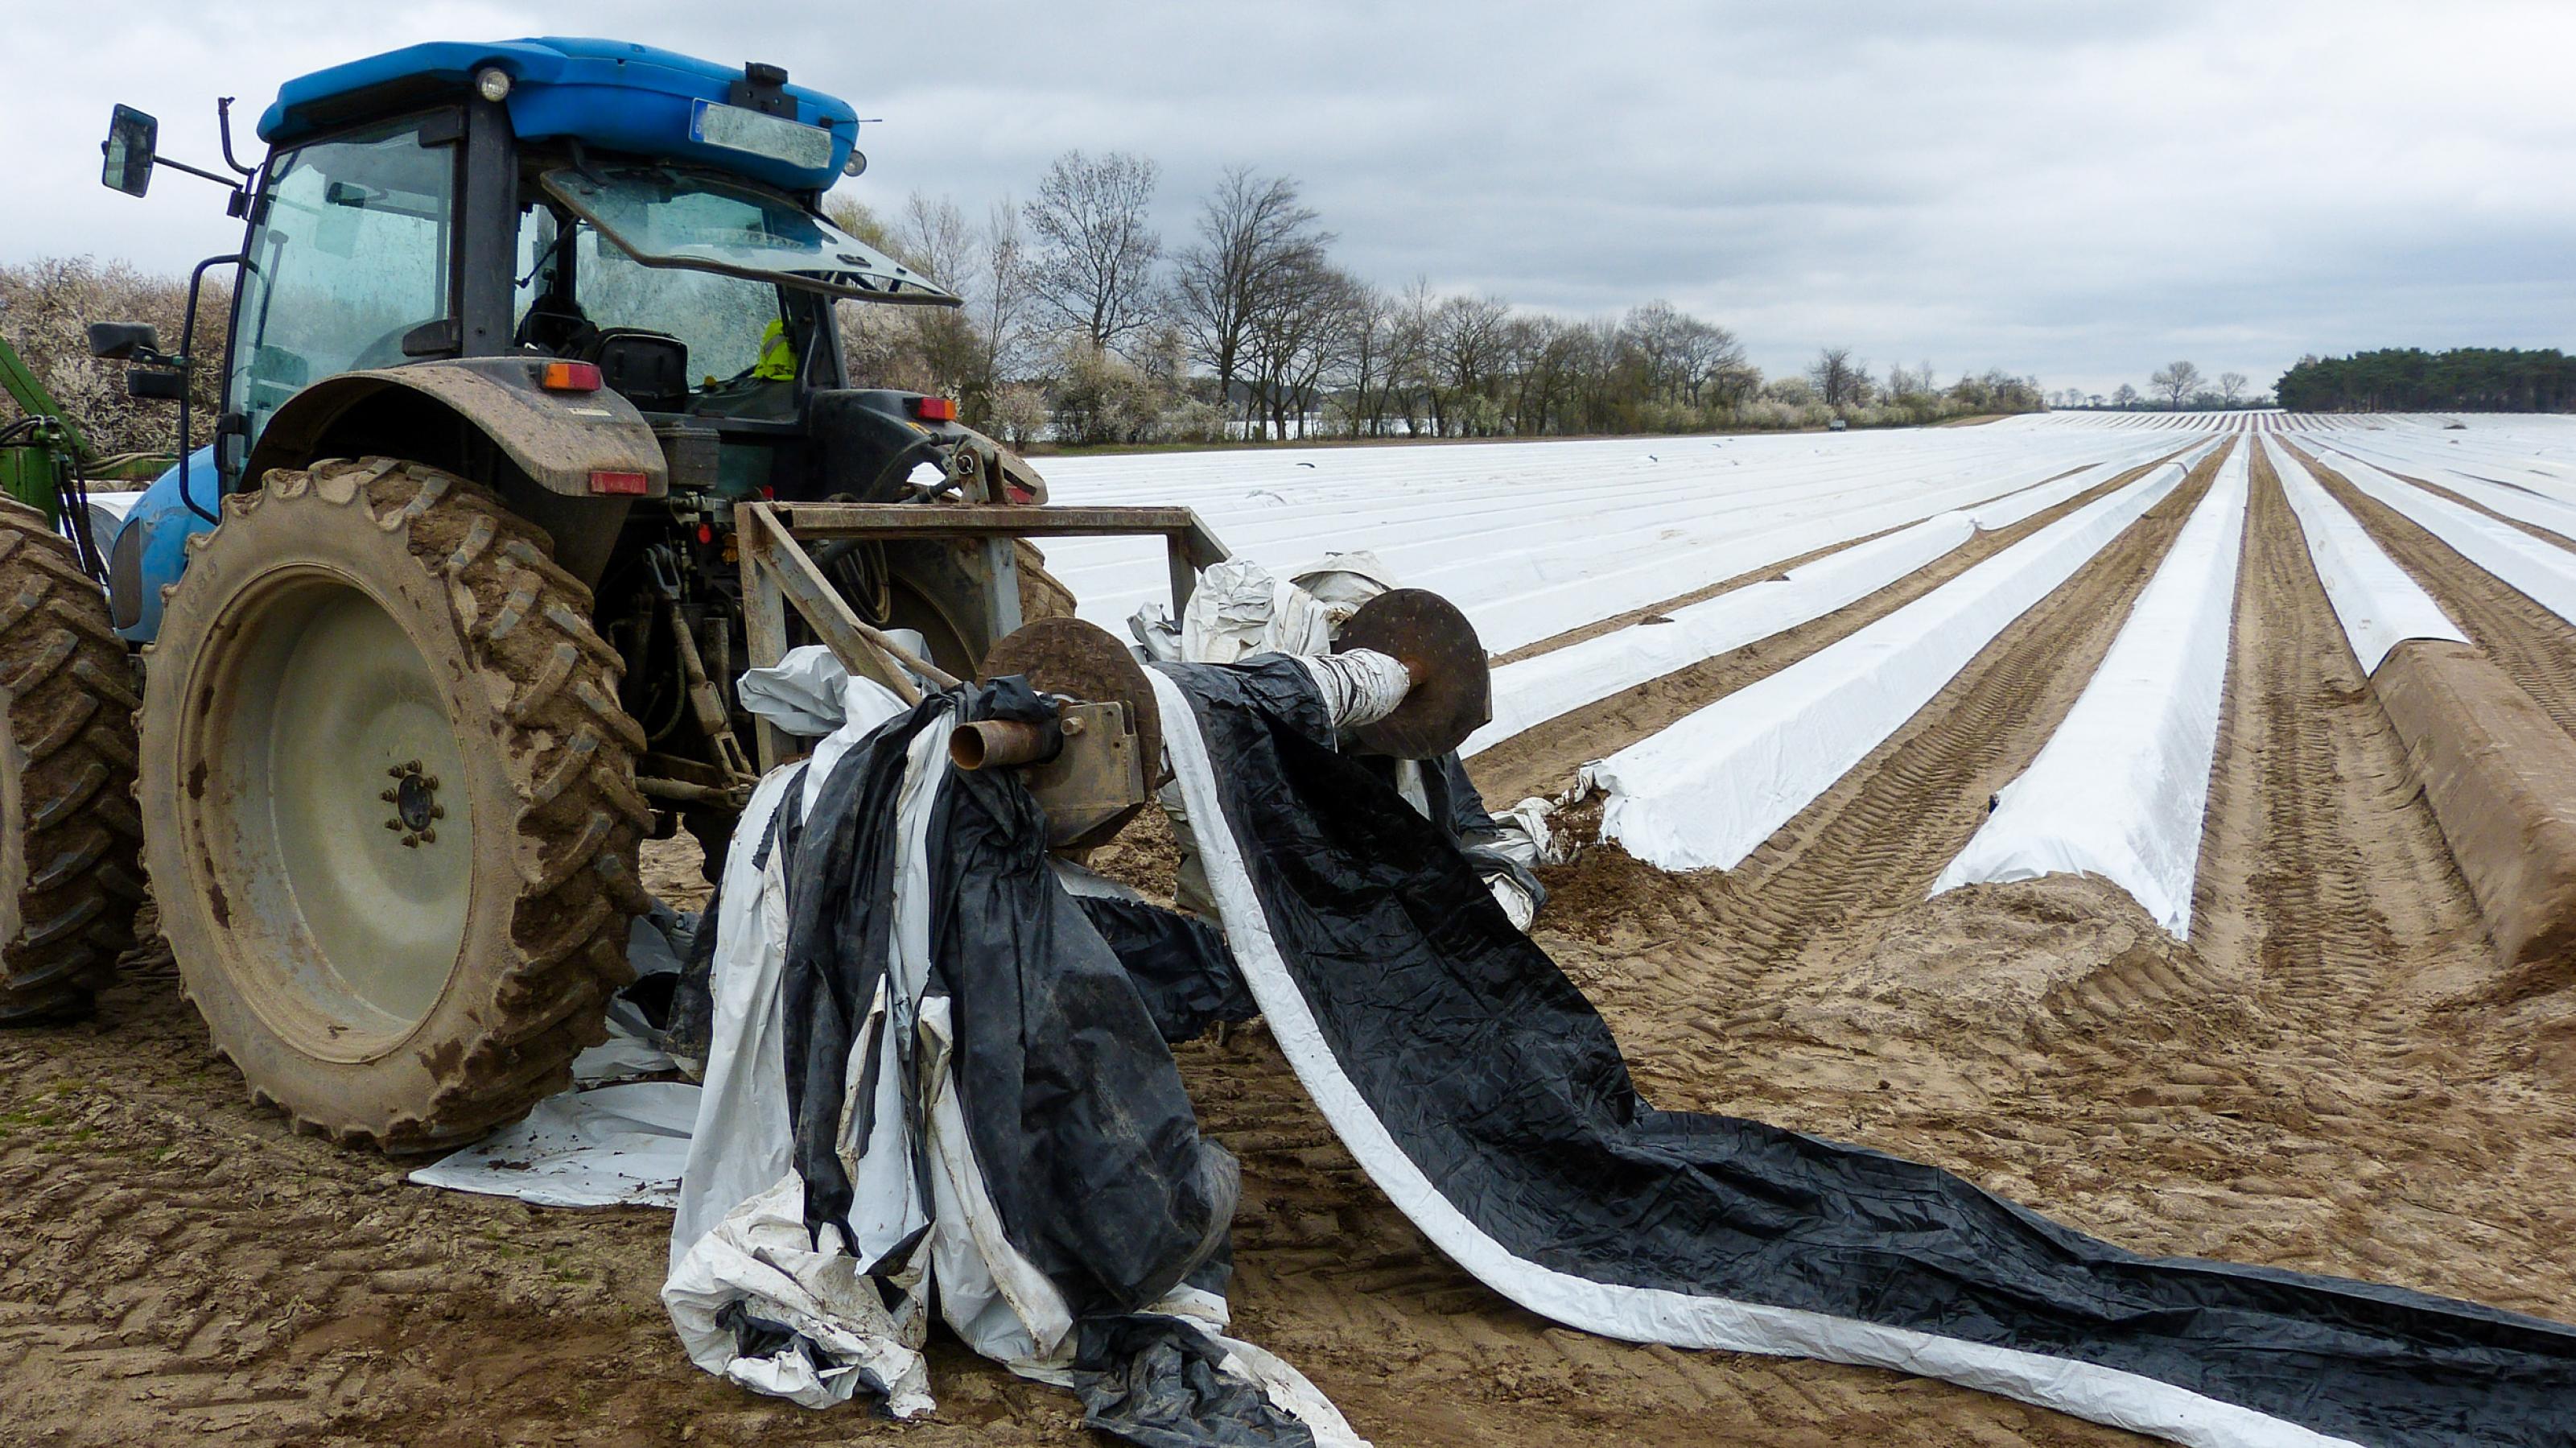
[0,332,170,552]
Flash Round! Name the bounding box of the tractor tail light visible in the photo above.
[540,361,603,393]
[912,395,956,422]
[1004,481,1039,503]
[587,469,649,496]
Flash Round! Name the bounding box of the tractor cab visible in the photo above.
[99,38,1029,649]
[237,39,954,448]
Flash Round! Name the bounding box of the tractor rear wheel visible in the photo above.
[139,458,651,1150]
[0,499,144,1021]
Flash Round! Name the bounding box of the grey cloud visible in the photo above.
[9,0,2567,398]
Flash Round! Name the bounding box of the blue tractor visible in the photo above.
[35,39,1098,1149]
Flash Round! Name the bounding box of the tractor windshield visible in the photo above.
[538,166,955,306]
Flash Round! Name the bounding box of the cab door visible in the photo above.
[223,110,461,468]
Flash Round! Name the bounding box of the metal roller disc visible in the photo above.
[979,616,1162,778]
[1333,588,1491,757]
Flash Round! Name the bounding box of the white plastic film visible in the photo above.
[1597,460,2191,872]
[1932,443,2251,935]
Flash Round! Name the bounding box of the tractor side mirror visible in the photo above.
[102,105,159,197]
[126,369,188,402]
[88,322,163,361]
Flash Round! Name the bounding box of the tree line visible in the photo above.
[2274,348,2576,413]
[2,157,2057,459]
[2050,361,2266,412]
[829,152,2043,448]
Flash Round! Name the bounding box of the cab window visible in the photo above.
[229,117,456,448]
[513,205,786,387]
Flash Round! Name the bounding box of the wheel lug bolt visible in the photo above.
[418,827,436,844]
[383,819,402,831]
[405,758,422,773]
[401,835,419,848]
[386,765,406,779]
[380,788,399,803]
[430,804,446,819]
[422,775,439,790]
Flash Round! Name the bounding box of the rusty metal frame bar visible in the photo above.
[734,500,1228,771]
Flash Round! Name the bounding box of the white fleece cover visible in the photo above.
[1597,455,2195,872]
[1459,452,2181,760]
[1933,442,2251,935]
[1039,428,2185,654]
[2304,443,2576,628]
[2265,438,2465,673]
[1464,514,1976,757]
[2314,433,2576,542]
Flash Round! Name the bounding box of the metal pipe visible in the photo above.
[949,719,1060,771]
[174,253,245,524]
[637,775,749,807]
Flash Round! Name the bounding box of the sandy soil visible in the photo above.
[8,437,2576,1445]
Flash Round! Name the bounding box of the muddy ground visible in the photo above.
[8,436,2576,1445]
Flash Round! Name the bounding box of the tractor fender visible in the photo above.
[106,446,216,645]
[110,358,669,642]
[244,356,669,501]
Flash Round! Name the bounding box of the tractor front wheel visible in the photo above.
[139,458,651,1149]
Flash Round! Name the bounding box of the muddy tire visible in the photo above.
[0,500,144,1021]
[140,458,651,1150]
[1016,541,1076,625]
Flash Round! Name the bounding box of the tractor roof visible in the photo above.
[258,37,861,193]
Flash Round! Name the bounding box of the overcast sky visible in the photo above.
[11,0,2571,396]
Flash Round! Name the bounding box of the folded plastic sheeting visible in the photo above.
[411,914,699,1207]
[1151,656,2576,1448]
[662,679,1362,1446]
[2306,443,2576,627]
[2265,438,2466,672]
[1933,443,2251,936]
[1598,451,2201,872]
[408,1082,699,1209]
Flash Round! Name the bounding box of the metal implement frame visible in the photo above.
[734,500,1226,770]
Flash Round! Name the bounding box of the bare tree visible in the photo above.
[1808,346,1869,409]
[2218,370,2248,406]
[896,193,975,281]
[1024,150,1164,352]
[1428,295,1512,436]
[2149,360,2203,410]
[1172,168,1332,435]
[2112,382,2141,409]
[889,192,983,399]
[1330,283,1403,437]
[971,199,1034,394]
[822,194,900,254]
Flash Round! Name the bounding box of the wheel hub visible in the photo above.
[385,761,444,844]
[182,574,476,1050]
